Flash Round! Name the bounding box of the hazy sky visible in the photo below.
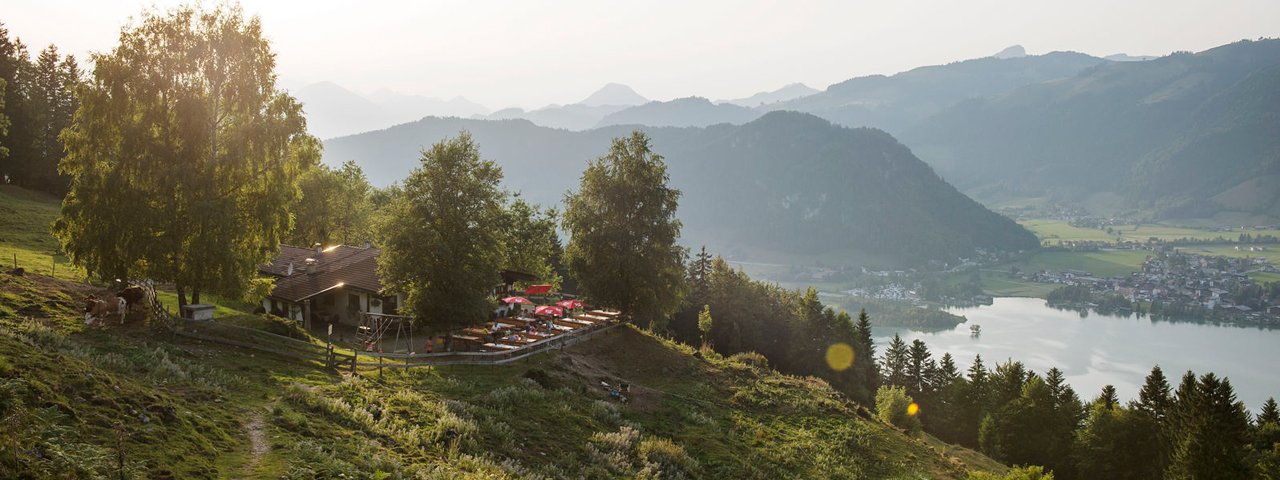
[5,0,1278,109]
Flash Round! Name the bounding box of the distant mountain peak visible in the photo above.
[579,83,648,107]
[1105,53,1157,62]
[993,45,1027,59]
[720,83,820,107]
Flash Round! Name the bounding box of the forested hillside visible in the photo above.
[904,39,1280,219]
[324,112,1037,265]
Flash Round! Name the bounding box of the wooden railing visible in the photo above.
[170,318,356,371]
[167,313,623,375]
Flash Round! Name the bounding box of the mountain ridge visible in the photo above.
[323,111,1037,265]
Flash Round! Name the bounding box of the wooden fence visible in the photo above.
[168,314,622,375]
[170,318,356,371]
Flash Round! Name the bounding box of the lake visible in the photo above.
[872,296,1280,410]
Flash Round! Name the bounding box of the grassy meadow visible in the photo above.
[0,185,83,281]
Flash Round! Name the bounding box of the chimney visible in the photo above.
[287,262,294,276]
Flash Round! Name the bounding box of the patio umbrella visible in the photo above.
[501,296,533,305]
[556,299,585,309]
[534,305,564,316]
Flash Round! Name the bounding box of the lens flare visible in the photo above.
[907,402,920,416]
[825,343,854,372]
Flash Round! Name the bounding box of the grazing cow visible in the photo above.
[84,295,128,326]
[117,285,145,310]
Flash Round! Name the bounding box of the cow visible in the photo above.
[117,285,145,310]
[84,295,128,326]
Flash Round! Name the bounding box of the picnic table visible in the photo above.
[503,317,533,326]
[462,327,489,337]
[497,336,536,347]
[482,342,518,351]
[554,318,593,329]
[575,314,609,322]
[588,310,621,318]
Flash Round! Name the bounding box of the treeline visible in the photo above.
[875,335,1280,478]
[663,250,1280,476]
[0,22,80,195]
[668,250,880,403]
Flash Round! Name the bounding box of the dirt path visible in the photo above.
[242,409,269,475]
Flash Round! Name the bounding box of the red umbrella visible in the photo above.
[501,296,533,305]
[556,299,585,309]
[534,305,564,316]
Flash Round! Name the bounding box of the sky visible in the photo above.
[5,0,1279,109]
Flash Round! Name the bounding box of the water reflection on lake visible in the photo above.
[872,297,1280,410]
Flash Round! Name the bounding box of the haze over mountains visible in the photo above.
[904,38,1280,220]
[292,81,490,139]
[309,37,1279,249]
[324,111,1038,265]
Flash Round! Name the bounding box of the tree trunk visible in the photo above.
[176,282,187,308]
[191,288,201,305]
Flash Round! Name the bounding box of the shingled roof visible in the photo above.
[261,244,383,303]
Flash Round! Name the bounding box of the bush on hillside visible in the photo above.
[875,385,922,434]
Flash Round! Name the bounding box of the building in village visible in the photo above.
[259,244,400,329]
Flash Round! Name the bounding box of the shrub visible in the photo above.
[727,351,770,370]
[968,465,1054,480]
[874,385,921,434]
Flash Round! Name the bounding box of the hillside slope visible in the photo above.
[0,280,1006,477]
[324,112,1036,266]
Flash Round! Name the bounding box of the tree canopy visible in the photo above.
[377,132,506,335]
[562,130,686,327]
[288,160,373,247]
[53,4,318,305]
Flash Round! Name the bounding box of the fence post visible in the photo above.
[378,355,383,380]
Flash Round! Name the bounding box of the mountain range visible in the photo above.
[903,38,1280,219]
[292,82,490,139]
[303,40,1278,223]
[323,111,1038,265]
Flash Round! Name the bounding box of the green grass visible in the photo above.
[1019,219,1117,244]
[0,185,83,281]
[979,275,1061,298]
[154,290,257,318]
[0,296,1009,478]
[1250,272,1280,284]
[1000,250,1149,278]
[1175,244,1280,264]
[1018,218,1280,246]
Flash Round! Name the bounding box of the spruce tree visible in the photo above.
[1096,384,1120,409]
[906,339,938,398]
[852,309,879,400]
[1166,373,1252,479]
[1260,398,1280,426]
[879,334,910,388]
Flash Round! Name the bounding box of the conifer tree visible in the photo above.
[852,309,879,400]
[1133,365,1173,421]
[1166,373,1252,479]
[1261,398,1280,426]
[906,339,938,398]
[880,334,910,388]
[689,245,712,299]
